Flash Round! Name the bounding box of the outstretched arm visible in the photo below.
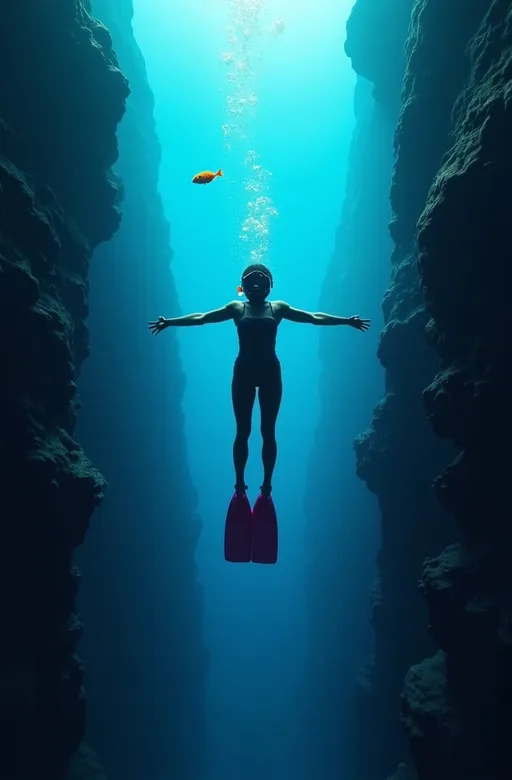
[149,302,237,334]
[279,302,370,330]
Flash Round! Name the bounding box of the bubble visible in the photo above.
[222,0,283,266]
[270,19,285,34]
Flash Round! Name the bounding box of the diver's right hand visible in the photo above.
[148,316,170,335]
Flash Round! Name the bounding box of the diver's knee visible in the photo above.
[260,425,276,442]
[236,426,251,442]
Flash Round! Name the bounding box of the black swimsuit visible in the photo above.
[234,302,281,388]
[231,301,282,483]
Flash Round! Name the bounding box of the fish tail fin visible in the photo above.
[216,168,223,177]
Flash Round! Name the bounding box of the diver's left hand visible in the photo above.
[347,315,371,332]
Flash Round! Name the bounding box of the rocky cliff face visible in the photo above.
[0,2,128,778]
[345,0,512,779]
[347,0,458,776]
[401,2,512,778]
[75,2,206,778]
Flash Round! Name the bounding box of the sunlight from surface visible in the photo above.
[133,0,357,288]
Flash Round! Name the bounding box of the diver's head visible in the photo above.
[239,264,273,303]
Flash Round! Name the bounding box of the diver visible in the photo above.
[148,264,370,498]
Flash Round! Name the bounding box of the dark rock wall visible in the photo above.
[345,0,414,115]
[0,2,128,778]
[348,0,458,776]
[340,0,512,779]
[66,745,107,780]
[76,1,206,778]
[401,2,512,778]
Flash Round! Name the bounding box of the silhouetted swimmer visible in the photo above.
[148,264,370,497]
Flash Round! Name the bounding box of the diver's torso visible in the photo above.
[235,301,279,366]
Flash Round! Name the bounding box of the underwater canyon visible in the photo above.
[0,1,511,779]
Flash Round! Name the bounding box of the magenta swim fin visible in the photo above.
[224,492,252,563]
[251,494,278,564]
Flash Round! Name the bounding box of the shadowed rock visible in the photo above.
[0,2,127,777]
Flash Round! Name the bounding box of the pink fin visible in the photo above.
[224,493,252,563]
[251,494,278,564]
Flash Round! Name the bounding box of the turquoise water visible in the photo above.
[133,0,357,775]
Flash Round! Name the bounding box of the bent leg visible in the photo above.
[231,366,256,492]
[258,364,283,494]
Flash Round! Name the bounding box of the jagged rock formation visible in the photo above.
[345,0,414,114]
[0,2,128,778]
[347,0,459,775]
[342,0,512,778]
[75,2,206,779]
[66,745,107,780]
[400,2,512,777]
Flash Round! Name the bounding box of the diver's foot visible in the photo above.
[260,483,272,497]
[234,482,247,496]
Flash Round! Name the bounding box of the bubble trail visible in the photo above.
[220,0,284,271]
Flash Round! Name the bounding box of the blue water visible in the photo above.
[132,0,356,776]
[79,0,380,777]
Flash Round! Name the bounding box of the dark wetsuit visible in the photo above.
[231,301,282,488]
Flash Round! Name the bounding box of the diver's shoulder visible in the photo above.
[226,300,244,315]
[271,299,289,310]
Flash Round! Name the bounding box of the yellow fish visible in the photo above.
[192,168,223,185]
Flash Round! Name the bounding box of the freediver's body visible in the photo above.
[148,264,370,498]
